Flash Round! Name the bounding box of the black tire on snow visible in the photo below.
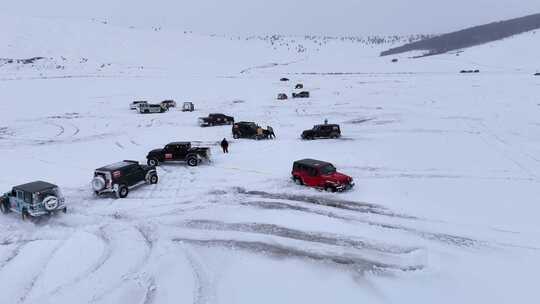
[293,177,303,185]
[150,174,159,184]
[147,158,159,166]
[22,209,30,221]
[325,186,337,193]
[62,207,67,213]
[187,157,198,167]
[116,185,129,198]
[0,199,9,214]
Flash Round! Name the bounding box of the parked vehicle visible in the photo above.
[295,83,304,89]
[198,113,234,127]
[161,99,177,109]
[277,93,288,100]
[146,142,211,167]
[280,77,290,82]
[182,102,195,112]
[0,181,67,220]
[130,100,148,110]
[291,159,354,192]
[292,91,310,98]
[232,122,272,140]
[534,72,540,76]
[139,103,168,114]
[92,160,158,198]
[392,58,398,63]
[301,124,341,140]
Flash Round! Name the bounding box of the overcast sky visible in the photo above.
[2,0,540,35]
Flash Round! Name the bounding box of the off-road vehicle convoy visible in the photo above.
[92,161,158,198]
[301,124,341,140]
[198,113,234,127]
[182,102,195,112]
[232,122,273,140]
[130,100,148,110]
[139,103,168,114]
[0,181,67,220]
[292,91,310,98]
[146,142,211,167]
[161,99,177,109]
[292,159,354,192]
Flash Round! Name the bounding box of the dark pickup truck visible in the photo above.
[146,142,211,167]
[198,113,234,127]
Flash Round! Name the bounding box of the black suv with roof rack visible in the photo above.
[91,160,158,198]
[301,124,341,140]
[198,113,234,127]
[232,122,272,140]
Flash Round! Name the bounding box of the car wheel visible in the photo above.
[187,157,198,167]
[293,177,303,185]
[325,186,337,193]
[147,158,159,167]
[22,209,30,221]
[149,174,159,184]
[116,185,129,198]
[62,207,67,213]
[233,134,239,139]
[0,200,9,214]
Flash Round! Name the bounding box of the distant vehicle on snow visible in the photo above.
[139,103,168,114]
[534,72,540,76]
[291,159,354,192]
[280,78,290,82]
[277,93,288,100]
[232,122,273,140]
[146,142,211,167]
[1,181,67,220]
[161,99,177,109]
[182,102,195,112]
[295,83,304,89]
[392,58,398,63]
[460,69,480,74]
[130,100,148,110]
[198,113,234,127]
[301,124,341,140]
[292,91,310,98]
[92,160,158,198]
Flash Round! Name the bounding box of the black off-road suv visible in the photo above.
[146,142,211,167]
[301,124,341,140]
[292,91,310,98]
[198,113,234,127]
[92,160,158,198]
[232,122,272,140]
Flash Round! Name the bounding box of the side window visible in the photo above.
[24,192,32,203]
[16,190,24,200]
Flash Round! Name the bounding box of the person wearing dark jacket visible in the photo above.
[220,138,229,153]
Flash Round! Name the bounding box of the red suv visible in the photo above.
[291,159,354,192]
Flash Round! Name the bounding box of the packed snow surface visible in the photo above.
[1,16,539,304]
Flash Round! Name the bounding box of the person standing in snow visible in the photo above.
[220,138,229,153]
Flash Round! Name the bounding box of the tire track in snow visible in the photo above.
[181,247,216,304]
[174,238,423,274]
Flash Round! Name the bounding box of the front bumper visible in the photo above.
[335,182,355,192]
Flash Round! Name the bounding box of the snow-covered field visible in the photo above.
[1,16,540,304]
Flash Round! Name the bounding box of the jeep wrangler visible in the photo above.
[182,102,195,112]
[292,91,310,98]
[92,160,158,198]
[130,100,148,110]
[146,142,211,167]
[0,181,67,220]
[198,113,234,127]
[291,159,354,192]
[301,124,341,140]
[232,122,272,140]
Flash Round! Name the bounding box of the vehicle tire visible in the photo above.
[144,110,149,113]
[187,156,198,167]
[293,177,303,185]
[116,185,129,198]
[0,199,9,214]
[330,133,340,139]
[149,174,159,184]
[62,207,67,213]
[325,186,337,193]
[233,133,239,139]
[22,209,30,221]
[147,158,159,167]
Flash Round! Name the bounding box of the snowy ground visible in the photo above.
[1,17,540,304]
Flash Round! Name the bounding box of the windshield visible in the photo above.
[320,164,336,175]
[36,187,63,202]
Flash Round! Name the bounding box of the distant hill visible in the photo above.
[381,13,540,57]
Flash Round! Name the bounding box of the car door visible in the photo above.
[164,145,175,161]
[322,125,332,137]
[302,167,319,187]
[175,145,188,159]
[16,190,25,211]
